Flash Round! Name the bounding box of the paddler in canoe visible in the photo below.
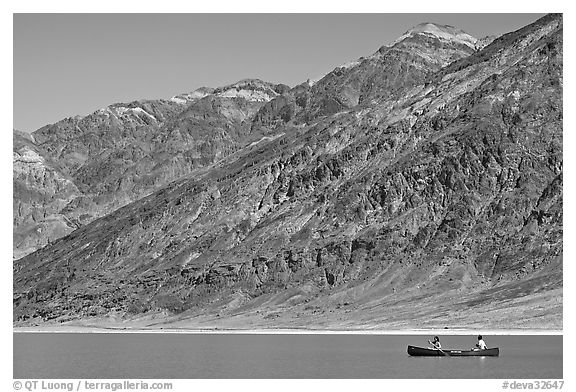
[472,335,488,351]
[427,336,442,350]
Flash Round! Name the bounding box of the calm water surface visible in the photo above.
[13,333,562,379]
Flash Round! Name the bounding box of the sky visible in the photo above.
[13,13,546,133]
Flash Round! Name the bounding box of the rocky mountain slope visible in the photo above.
[13,14,562,329]
[14,24,483,260]
[14,80,289,258]
[251,22,479,133]
[13,131,81,259]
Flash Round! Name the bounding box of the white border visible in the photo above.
[4,1,573,391]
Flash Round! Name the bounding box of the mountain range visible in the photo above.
[13,14,563,330]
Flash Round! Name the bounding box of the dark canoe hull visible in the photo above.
[407,345,500,357]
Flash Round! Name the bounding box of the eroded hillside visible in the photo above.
[13,14,562,329]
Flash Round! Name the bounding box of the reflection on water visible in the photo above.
[13,333,562,379]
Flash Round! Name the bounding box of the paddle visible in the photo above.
[428,340,449,356]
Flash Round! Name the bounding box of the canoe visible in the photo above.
[407,345,499,357]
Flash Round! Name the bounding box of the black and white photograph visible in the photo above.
[8,3,568,388]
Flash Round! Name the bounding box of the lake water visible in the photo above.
[13,333,562,379]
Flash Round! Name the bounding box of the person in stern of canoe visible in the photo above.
[473,335,487,350]
[428,336,442,350]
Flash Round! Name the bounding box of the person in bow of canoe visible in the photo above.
[473,335,487,350]
[428,336,442,350]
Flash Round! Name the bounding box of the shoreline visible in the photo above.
[13,326,563,335]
